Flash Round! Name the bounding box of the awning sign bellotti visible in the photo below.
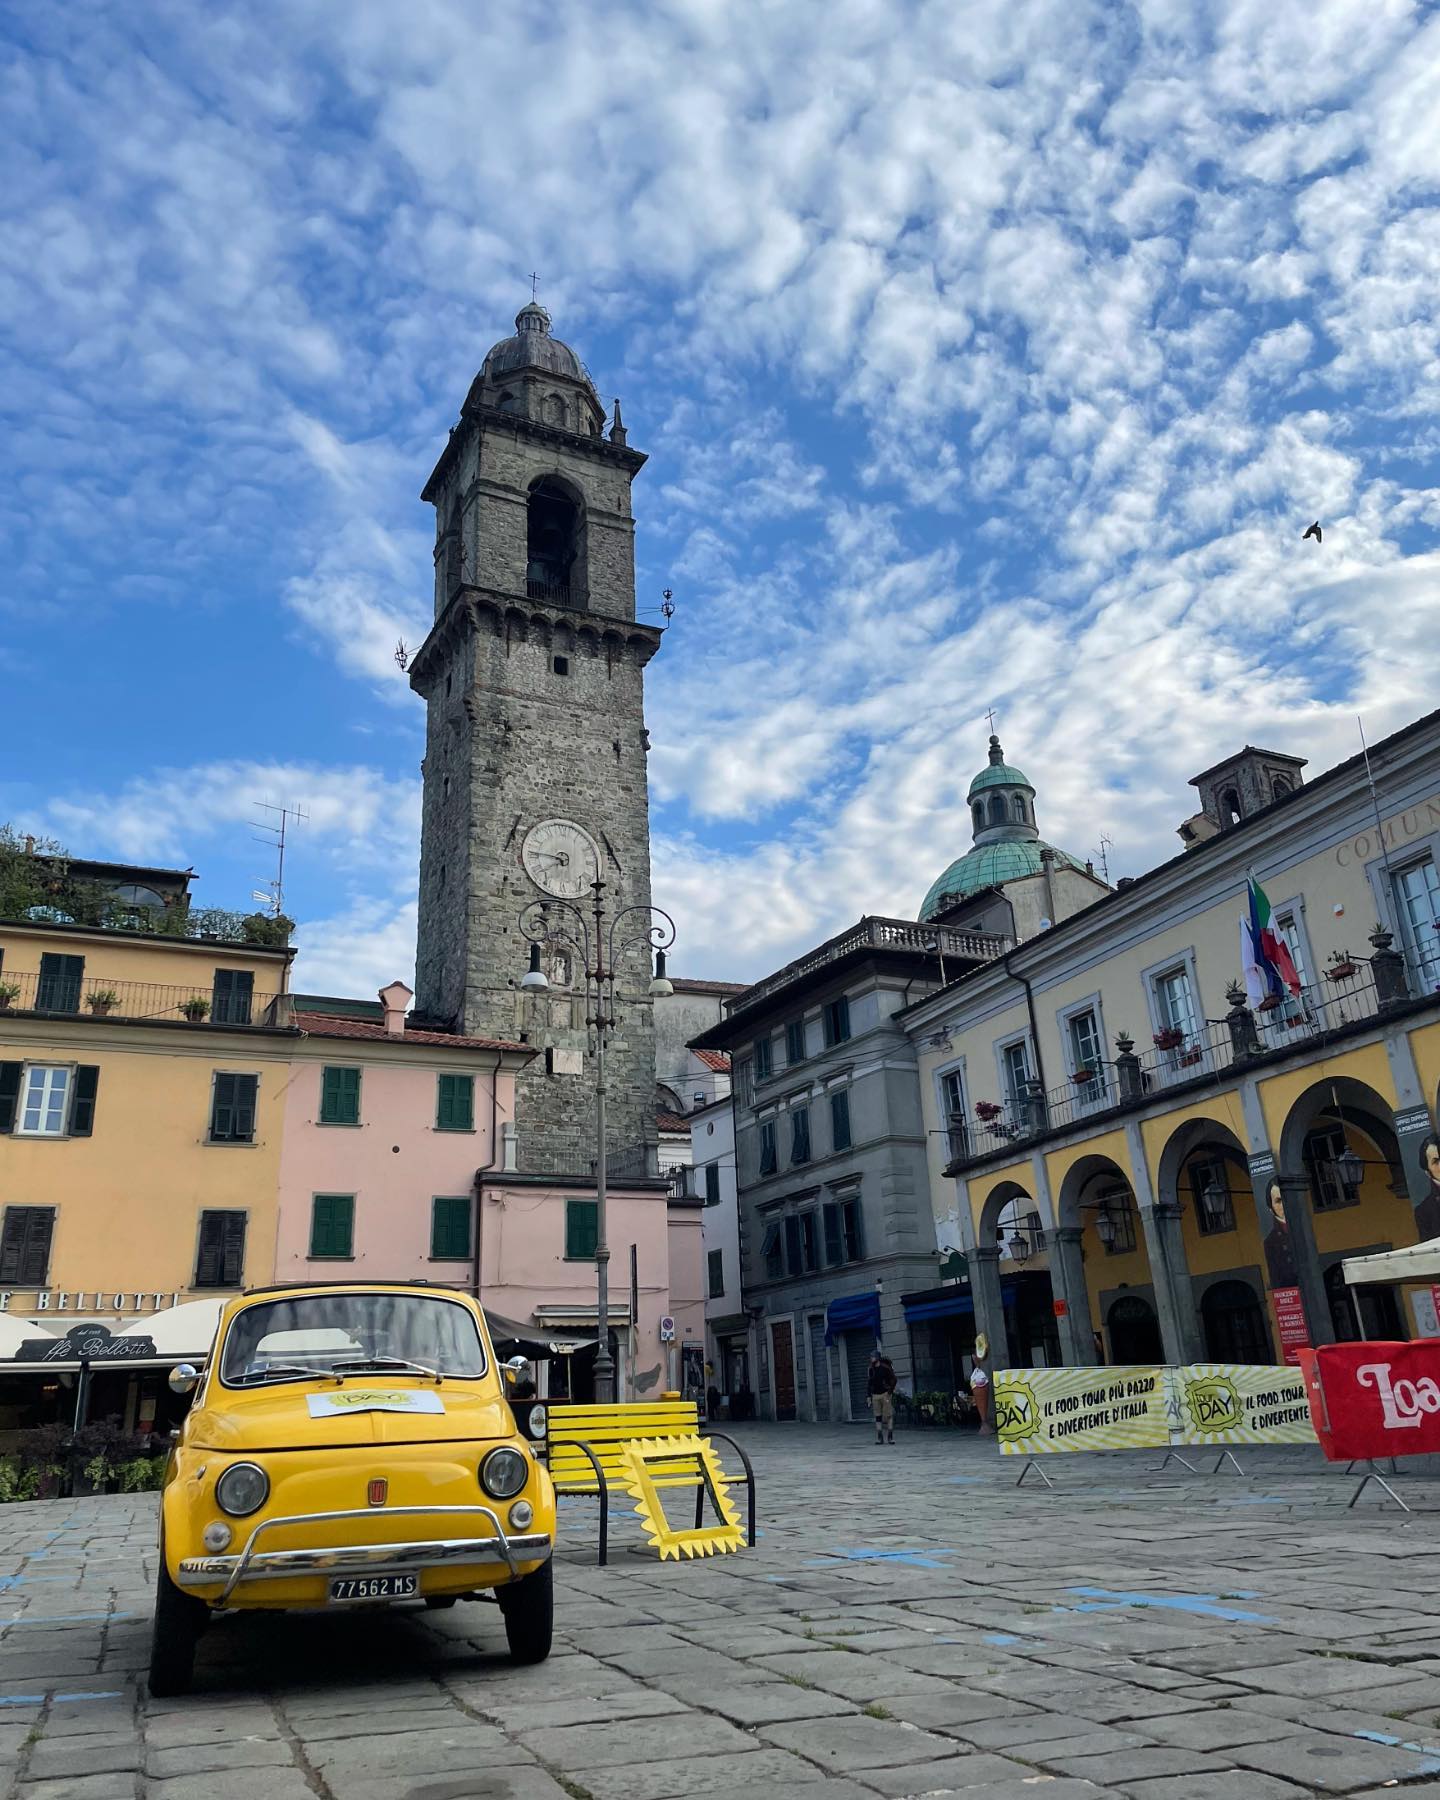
[15,1324,158,1363]
[1,1290,182,1315]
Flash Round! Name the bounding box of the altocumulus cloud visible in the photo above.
[2,0,1439,992]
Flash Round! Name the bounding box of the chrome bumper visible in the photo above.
[176,1505,552,1602]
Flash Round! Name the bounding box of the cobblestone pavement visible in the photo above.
[5,1426,1440,1799]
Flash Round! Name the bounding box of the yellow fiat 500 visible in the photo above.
[149,1281,555,1695]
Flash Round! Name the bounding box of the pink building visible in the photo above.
[275,984,705,1400]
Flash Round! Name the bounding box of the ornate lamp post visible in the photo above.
[518,877,675,1404]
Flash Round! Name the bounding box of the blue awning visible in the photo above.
[903,1292,975,1322]
[824,1291,881,1345]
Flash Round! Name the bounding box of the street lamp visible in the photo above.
[1007,1231,1033,1264]
[517,876,676,1404]
[1094,1207,1118,1250]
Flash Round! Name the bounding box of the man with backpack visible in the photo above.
[867,1351,897,1444]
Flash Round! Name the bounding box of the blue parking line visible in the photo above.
[1062,1586,1274,1624]
[0,1691,122,1707]
[3,1613,134,1626]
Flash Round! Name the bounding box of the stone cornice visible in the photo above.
[422,404,647,503]
[408,589,664,691]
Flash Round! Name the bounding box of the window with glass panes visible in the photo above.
[436,1073,474,1131]
[1304,1125,1362,1210]
[309,1194,354,1258]
[1154,967,1199,1043]
[790,1105,811,1164]
[319,1066,361,1125]
[940,1068,967,1155]
[16,1066,71,1137]
[1273,910,1311,991]
[1001,1040,1031,1108]
[758,1119,778,1175]
[754,1036,772,1081]
[1393,857,1440,988]
[829,1089,851,1152]
[1068,1009,1105,1090]
[1100,1191,1137,1253]
[430,1196,471,1259]
[823,996,851,1046]
[785,1019,806,1064]
[565,1198,598,1259]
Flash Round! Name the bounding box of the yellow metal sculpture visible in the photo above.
[617,1436,747,1560]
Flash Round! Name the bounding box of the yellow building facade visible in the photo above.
[904,714,1440,1370]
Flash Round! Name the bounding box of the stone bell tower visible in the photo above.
[409,302,662,1175]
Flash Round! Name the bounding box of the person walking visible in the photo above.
[867,1351,897,1444]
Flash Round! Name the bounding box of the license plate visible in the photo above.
[329,1574,418,1602]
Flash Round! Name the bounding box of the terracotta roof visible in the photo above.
[656,1108,692,1134]
[693,1048,731,1073]
[669,976,749,994]
[295,1012,532,1055]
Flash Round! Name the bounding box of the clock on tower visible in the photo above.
[407,302,663,1177]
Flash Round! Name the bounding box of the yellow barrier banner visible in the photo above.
[995,1365,1168,1455]
[1166,1363,1313,1446]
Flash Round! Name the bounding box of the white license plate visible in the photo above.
[329,1574,418,1602]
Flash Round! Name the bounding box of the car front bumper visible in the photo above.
[175,1505,552,1603]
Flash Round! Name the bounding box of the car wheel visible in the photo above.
[147,1554,208,1697]
[423,1595,457,1610]
[496,1558,552,1665]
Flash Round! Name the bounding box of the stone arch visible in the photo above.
[542,391,568,429]
[987,793,1006,827]
[975,1179,1057,1368]
[1277,1076,1404,1196]
[972,801,984,834]
[1011,793,1027,823]
[1221,786,1242,825]
[1056,1152,1148,1364]
[526,472,588,607]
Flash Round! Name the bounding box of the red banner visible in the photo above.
[1272,1287,1310,1364]
[1298,1341,1440,1462]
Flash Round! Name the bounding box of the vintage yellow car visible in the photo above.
[149,1281,555,1695]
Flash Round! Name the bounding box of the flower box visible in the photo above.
[1072,1068,1097,1085]
[1153,1028,1184,1051]
[1326,961,1358,981]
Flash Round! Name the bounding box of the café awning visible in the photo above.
[0,1315,56,1359]
[824,1291,881,1345]
[1344,1236,1440,1286]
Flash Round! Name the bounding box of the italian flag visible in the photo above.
[1248,875,1302,999]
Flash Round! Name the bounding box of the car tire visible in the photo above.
[497,1558,552,1664]
[147,1554,207,1697]
[423,1595,458,1610]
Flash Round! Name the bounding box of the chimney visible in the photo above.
[378,980,413,1037]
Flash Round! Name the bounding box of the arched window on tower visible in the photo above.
[527,478,584,606]
[542,392,568,429]
[988,794,1007,827]
[1220,787,1242,826]
[1011,794,1028,824]
[1272,775,1292,800]
[497,389,517,414]
[972,802,984,834]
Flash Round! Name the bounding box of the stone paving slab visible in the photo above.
[5,1427,1440,1797]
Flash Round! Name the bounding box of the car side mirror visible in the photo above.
[503,1355,528,1385]
[169,1363,199,1395]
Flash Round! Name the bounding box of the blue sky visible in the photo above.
[3,0,1439,993]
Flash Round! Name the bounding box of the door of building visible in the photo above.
[1201,1279,1273,1363]
[808,1315,831,1420]
[843,1328,874,1420]
[1107,1294,1164,1363]
[771,1320,796,1420]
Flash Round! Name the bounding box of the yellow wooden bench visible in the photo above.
[545,1401,756,1565]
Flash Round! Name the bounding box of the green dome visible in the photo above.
[920,840,1082,921]
[967,761,1033,799]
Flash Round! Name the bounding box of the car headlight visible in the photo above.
[480,1446,529,1499]
[527,1403,547,1439]
[215,1462,269,1517]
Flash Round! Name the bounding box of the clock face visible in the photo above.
[521,818,600,898]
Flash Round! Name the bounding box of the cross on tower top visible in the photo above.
[985,707,998,735]
[529,271,540,302]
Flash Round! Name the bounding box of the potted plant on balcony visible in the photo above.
[86,989,118,1016]
[179,995,211,1022]
[974,1100,1004,1122]
[1326,949,1359,981]
[0,982,18,1011]
[1177,1045,1204,1066]
[1153,1026,1184,1051]
[1072,1067,1097,1086]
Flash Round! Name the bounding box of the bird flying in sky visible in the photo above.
[1302,521,1322,543]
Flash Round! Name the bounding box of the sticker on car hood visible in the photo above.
[307,1389,446,1418]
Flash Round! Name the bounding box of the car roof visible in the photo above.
[239,1279,451,1296]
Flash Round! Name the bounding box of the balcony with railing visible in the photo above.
[0,970,288,1028]
[944,939,1432,1173]
[526,577,572,605]
[733,916,1010,1018]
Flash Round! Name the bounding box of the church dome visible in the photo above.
[918,732,1086,922]
[480,303,597,389]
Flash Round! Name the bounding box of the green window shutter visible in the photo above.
[704,1163,721,1206]
[565,1199,598,1260]
[310,1195,354,1258]
[0,1063,21,1135]
[320,1066,361,1125]
[436,1073,474,1131]
[431,1196,471,1260]
[68,1066,100,1137]
[830,1090,851,1153]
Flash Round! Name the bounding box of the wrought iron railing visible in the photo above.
[526,577,572,605]
[734,916,1009,1018]
[0,970,287,1027]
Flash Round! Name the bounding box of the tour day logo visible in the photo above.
[995,1378,1039,1447]
[328,1389,409,1409]
[1183,1373,1241,1435]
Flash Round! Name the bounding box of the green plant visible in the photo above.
[240,911,295,947]
[862,1703,893,1720]
[0,1460,43,1503]
[0,981,19,1005]
[179,996,210,1020]
[86,989,119,1009]
[117,1454,167,1493]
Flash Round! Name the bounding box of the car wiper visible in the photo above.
[233,1364,341,1387]
[328,1356,442,1383]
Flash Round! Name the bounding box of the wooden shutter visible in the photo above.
[310,1195,354,1258]
[437,1074,473,1131]
[0,1207,55,1285]
[221,1211,247,1284]
[822,1202,843,1266]
[704,1163,721,1206]
[0,1063,20,1135]
[68,1066,99,1137]
[320,1066,361,1125]
[211,1073,257,1142]
[431,1196,471,1260]
[197,1210,247,1286]
[37,954,83,1013]
[565,1199,598,1260]
[830,1090,850,1152]
[791,1106,810,1163]
[211,969,254,1025]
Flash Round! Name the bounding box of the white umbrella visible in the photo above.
[1343,1237,1440,1287]
[0,1314,57,1359]
[118,1298,224,1360]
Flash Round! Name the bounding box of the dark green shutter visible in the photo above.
[0,1063,21,1135]
[37,954,83,1013]
[704,1163,721,1206]
[708,1249,724,1298]
[791,1106,810,1163]
[320,1066,361,1125]
[565,1199,598,1260]
[431,1196,471,1259]
[0,1207,55,1285]
[822,1203,843,1266]
[68,1066,99,1137]
[437,1073,474,1131]
[211,1073,257,1142]
[196,1210,247,1287]
[310,1195,354,1258]
[830,1090,850,1152]
[212,969,254,1024]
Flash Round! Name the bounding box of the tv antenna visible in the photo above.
[252,801,307,917]
[394,639,410,672]
[1092,834,1114,884]
[660,587,675,625]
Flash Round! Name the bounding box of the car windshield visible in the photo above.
[220,1294,487,1386]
